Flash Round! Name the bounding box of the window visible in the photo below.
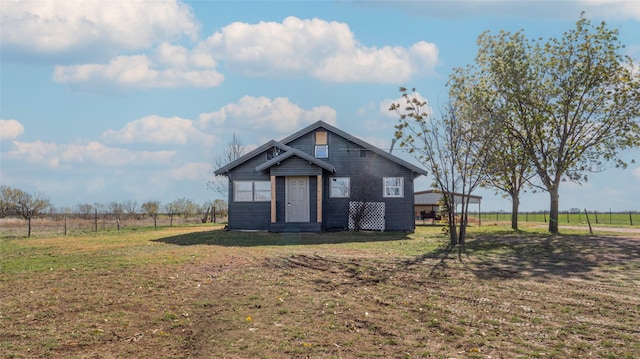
[330,177,350,198]
[254,181,272,201]
[315,131,328,158]
[234,181,272,202]
[234,181,253,202]
[383,177,403,198]
[266,147,281,160]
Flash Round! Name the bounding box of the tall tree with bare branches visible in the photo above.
[208,133,246,197]
[391,88,493,254]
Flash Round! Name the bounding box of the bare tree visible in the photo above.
[1,186,52,237]
[0,185,14,218]
[108,201,124,221]
[75,203,94,219]
[391,88,492,254]
[208,133,246,197]
[164,201,180,227]
[122,200,138,219]
[141,200,160,228]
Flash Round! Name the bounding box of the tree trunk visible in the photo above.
[27,215,32,238]
[511,193,520,230]
[548,189,560,233]
[448,208,458,247]
[449,221,457,247]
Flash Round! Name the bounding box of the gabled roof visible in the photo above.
[214,121,428,177]
[214,140,289,176]
[254,143,336,173]
[281,121,428,177]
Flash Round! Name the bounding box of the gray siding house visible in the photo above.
[214,121,428,232]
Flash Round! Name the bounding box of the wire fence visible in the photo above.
[414,210,639,228]
[468,210,638,226]
[0,213,227,238]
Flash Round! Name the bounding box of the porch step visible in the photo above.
[269,222,321,233]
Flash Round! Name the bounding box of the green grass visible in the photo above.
[468,211,639,227]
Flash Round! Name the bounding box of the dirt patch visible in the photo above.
[2,228,639,358]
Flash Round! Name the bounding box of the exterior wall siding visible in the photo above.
[224,126,419,232]
[226,151,273,231]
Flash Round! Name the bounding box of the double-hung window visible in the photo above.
[383,177,404,198]
[234,181,272,202]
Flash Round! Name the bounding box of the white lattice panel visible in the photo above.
[348,201,385,231]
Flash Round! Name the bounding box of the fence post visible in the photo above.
[594,211,599,225]
[544,211,547,223]
[584,208,593,234]
[64,215,67,236]
[94,209,98,232]
[566,211,569,223]
[630,211,634,226]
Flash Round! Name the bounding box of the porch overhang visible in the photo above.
[255,148,336,174]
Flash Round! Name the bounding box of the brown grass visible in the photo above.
[1,225,639,358]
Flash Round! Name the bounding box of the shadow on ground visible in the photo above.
[429,231,640,280]
[153,228,411,247]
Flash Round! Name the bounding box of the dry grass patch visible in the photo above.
[1,225,639,358]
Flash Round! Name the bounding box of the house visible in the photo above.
[214,121,428,232]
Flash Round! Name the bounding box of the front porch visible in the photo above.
[268,174,324,233]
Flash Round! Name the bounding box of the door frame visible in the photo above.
[285,176,310,222]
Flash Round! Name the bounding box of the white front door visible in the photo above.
[286,177,309,222]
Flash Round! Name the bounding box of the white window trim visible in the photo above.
[315,144,329,158]
[234,181,253,202]
[383,177,404,198]
[253,181,272,202]
[329,177,350,198]
[234,180,272,202]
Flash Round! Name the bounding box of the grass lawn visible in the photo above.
[1,224,639,358]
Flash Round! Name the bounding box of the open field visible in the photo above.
[1,225,639,358]
[467,212,640,228]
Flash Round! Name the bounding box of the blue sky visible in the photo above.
[1,0,639,212]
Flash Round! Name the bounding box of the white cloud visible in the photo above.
[0,119,24,140]
[361,1,640,20]
[202,16,438,83]
[8,140,175,168]
[51,15,438,89]
[198,96,337,133]
[582,0,640,21]
[102,115,214,145]
[379,91,432,119]
[9,141,60,167]
[359,136,391,152]
[53,52,223,90]
[170,162,211,181]
[0,0,198,61]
